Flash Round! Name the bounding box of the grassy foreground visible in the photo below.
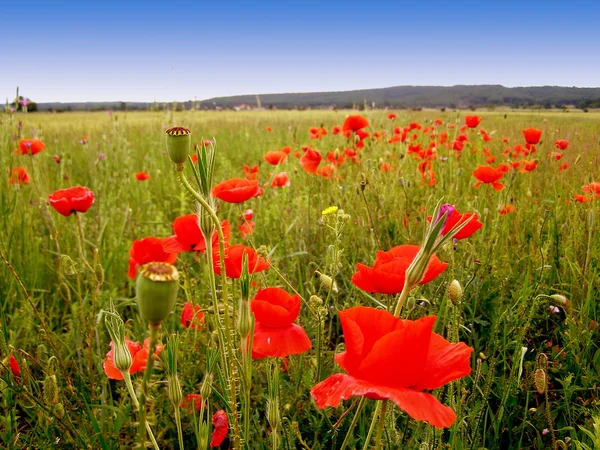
[1,109,599,449]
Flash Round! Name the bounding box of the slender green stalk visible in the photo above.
[137,323,160,448]
[122,371,160,450]
[374,400,388,450]
[178,170,242,449]
[174,409,185,450]
[339,397,367,450]
[362,401,383,450]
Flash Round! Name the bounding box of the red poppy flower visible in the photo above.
[427,208,482,240]
[281,146,292,155]
[213,244,269,278]
[351,245,448,295]
[9,355,20,378]
[465,115,482,128]
[451,140,464,151]
[181,302,205,329]
[243,164,259,180]
[559,163,568,171]
[265,127,272,132]
[582,182,600,197]
[299,149,322,174]
[316,164,336,179]
[499,205,516,215]
[135,171,151,181]
[48,186,95,216]
[332,125,342,135]
[554,139,569,150]
[128,237,177,279]
[241,209,253,221]
[212,178,259,203]
[522,128,542,145]
[342,115,369,132]
[210,410,229,447]
[380,162,394,172]
[497,163,510,173]
[17,139,45,155]
[575,194,592,203]
[162,215,230,254]
[103,338,163,380]
[387,113,396,120]
[263,151,288,165]
[9,167,31,185]
[53,155,61,164]
[270,172,290,187]
[249,287,312,359]
[472,166,504,191]
[548,152,563,161]
[311,307,473,428]
[238,220,255,238]
[520,159,538,172]
[181,394,203,412]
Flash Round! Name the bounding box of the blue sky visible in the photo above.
[2,0,599,102]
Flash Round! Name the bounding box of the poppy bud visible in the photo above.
[309,295,323,309]
[549,294,569,308]
[237,299,252,338]
[316,272,338,294]
[200,375,213,401]
[113,339,133,374]
[168,375,183,408]
[198,421,209,449]
[533,368,547,394]
[165,127,191,170]
[404,248,429,291]
[240,253,250,301]
[43,374,60,405]
[448,280,463,305]
[136,262,179,325]
[267,399,281,430]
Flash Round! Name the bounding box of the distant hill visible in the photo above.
[35,85,600,112]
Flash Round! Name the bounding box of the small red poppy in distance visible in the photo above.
[48,186,95,216]
[212,178,260,203]
[310,307,473,428]
[465,115,482,128]
[427,205,483,240]
[181,302,205,329]
[17,139,45,155]
[243,164,259,180]
[9,355,21,378]
[9,167,31,185]
[181,394,203,412]
[263,151,288,165]
[499,204,516,216]
[103,338,163,380]
[210,410,229,447]
[162,215,230,253]
[249,287,312,358]
[342,114,369,132]
[299,148,322,174]
[554,139,569,150]
[472,166,504,191]
[270,172,290,187]
[213,244,269,278]
[387,113,396,120]
[135,171,151,181]
[522,128,542,145]
[351,245,448,295]
[128,237,177,279]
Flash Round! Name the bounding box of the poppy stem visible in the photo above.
[138,323,160,449]
[339,397,366,450]
[393,283,412,317]
[122,369,160,450]
[178,170,242,449]
[374,400,388,450]
[362,401,383,450]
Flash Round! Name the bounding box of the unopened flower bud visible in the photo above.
[43,374,59,406]
[549,294,569,308]
[317,272,338,294]
[113,339,133,373]
[136,262,179,325]
[448,280,463,305]
[198,421,210,449]
[53,403,65,418]
[267,399,281,429]
[309,295,323,309]
[200,375,213,400]
[237,299,252,337]
[165,127,191,170]
[533,369,547,394]
[168,375,183,408]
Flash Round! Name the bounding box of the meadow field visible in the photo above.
[1,108,599,449]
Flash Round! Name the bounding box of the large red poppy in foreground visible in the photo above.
[311,307,473,428]
[48,186,95,216]
[212,178,259,203]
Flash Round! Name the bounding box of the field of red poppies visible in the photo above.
[1,108,599,449]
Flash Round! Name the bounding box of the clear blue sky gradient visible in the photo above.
[2,0,599,102]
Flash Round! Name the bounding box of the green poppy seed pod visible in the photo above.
[136,262,180,325]
[165,126,191,170]
[43,374,59,406]
[237,299,252,338]
[168,375,183,409]
[448,280,463,305]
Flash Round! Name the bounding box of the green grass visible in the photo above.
[1,108,599,449]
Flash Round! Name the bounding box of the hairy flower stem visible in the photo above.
[339,397,367,450]
[174,409,185,450]
[137,323,160,449]
[122,371,159,450]
[178,171,242,449]
[374,400,388,450]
